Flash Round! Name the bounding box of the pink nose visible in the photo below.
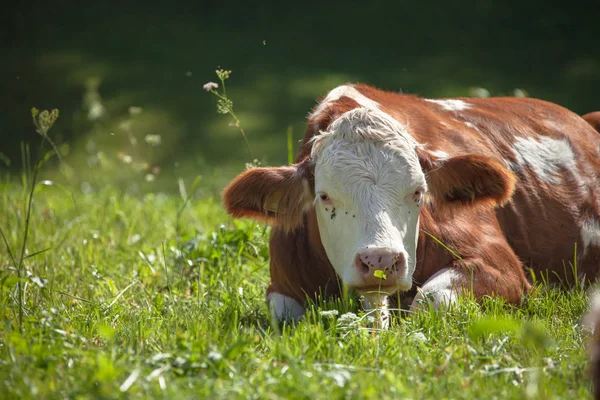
[356,248,406,284]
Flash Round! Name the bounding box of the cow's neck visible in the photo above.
[413,207,457,286]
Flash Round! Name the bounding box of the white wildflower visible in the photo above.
[203,82,219,92]
[319,310,339,319]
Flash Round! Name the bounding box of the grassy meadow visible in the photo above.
[3,3,600,394]
[0,114,596,399]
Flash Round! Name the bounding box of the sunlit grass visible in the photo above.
[0,71,595,398]
[0,176,595,399]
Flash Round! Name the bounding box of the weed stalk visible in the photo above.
[5,108,60,330]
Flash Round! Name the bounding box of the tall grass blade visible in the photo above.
[287,126,294,164]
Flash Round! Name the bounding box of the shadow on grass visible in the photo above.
[2,1,599,192]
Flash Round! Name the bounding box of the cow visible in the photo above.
[222,83,600,327]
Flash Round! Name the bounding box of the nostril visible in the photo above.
[360,261,370,274]
[358,249,405,276]
[391,253,406,272]
[356,254,372,275]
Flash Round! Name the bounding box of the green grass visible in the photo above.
[0,178,594,399]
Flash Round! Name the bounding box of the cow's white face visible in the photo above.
[311,108,427,294]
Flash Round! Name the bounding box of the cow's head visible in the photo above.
[223,107,515,296]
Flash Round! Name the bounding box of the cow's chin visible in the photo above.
[349,277,413,296]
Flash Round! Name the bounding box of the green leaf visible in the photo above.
[287,126,294,164]
[521,321,552,351]
[36,150,56,169]
[97,324,115,340]
[1,275,19,289]
[469,317,520,340]
[95,353,119,382]
[23,247,53,260]
[178,178,187,201]
[7,331,28,354]
[0,152,11,166]
[216,98,233,114]
[35,180,78,208]
[189,175,203,196]
[224,339,252,360]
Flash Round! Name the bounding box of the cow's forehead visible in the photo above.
[314,143,427,211]
[311,107,427,201]
[316,140,423,184]
[310,107,420,162]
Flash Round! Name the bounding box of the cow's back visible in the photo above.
[468,98,600,282]
[412,95,600,282]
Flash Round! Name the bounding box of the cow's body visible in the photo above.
[224,84,600,324]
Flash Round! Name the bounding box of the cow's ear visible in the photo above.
[222,160,314,231]
[418,149,516,211]
[582,111,600,133]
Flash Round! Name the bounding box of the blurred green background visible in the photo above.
[2,1,599,194]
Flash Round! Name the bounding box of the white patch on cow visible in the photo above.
[584,289,600,334]
[512,136,580,184]
[361,293,390,330]
[311,85,380,119]
[311,106,419,149]
[310,107,425,293]
[425,99,471,111]
[267,292,305,323]
[581,218,600,252]
[504,158,521,174]
[429,150,450,160]
[409,268,461,312]
[542,119,564,133]
[464,121,478,130]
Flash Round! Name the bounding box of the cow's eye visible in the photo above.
[412,187,425,205]
[317,192,332,204]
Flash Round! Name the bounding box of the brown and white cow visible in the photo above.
[223,84,600,326]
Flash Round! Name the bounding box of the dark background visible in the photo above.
[2,1,599,191]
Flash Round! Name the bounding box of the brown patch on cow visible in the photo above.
[267,208,341,304]
[222,159,315,232]
[583,111,600,134]
[413,206,531,304]
[418,151,516,211]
